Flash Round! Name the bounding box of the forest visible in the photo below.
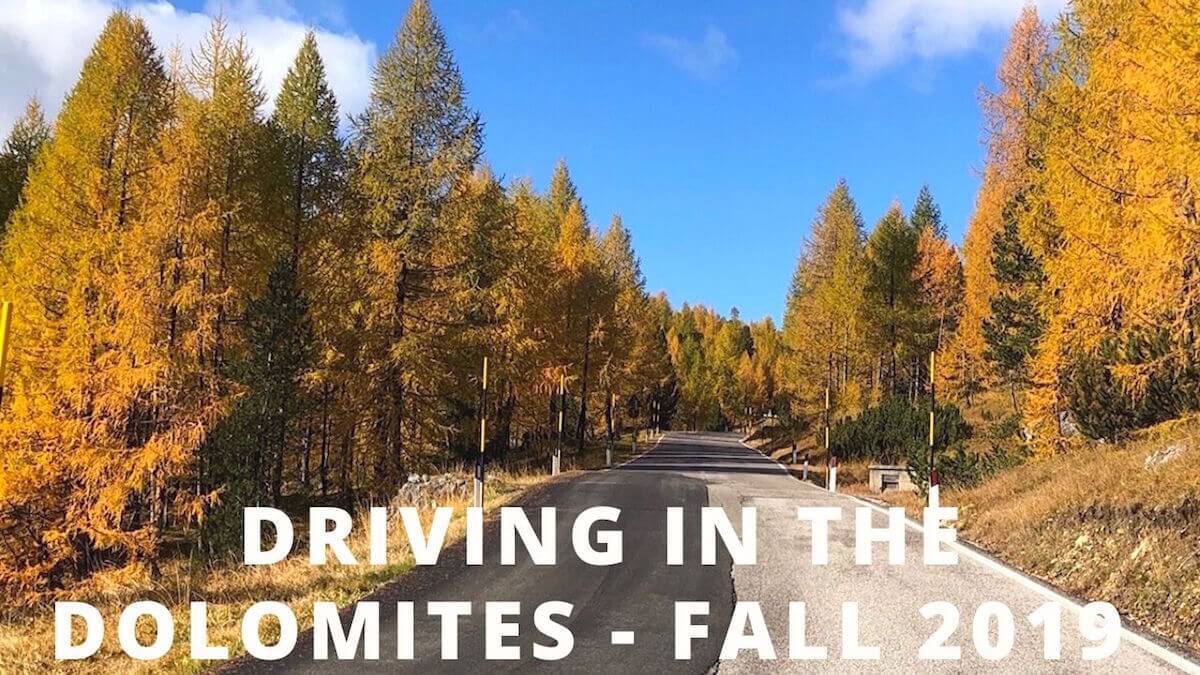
[0,1,781,600]
[1,0,1198,606]
[781,1,1200,488]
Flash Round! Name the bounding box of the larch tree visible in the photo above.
[268,31,348,496]
[548,159,583,228]
[271,31,345,270]
[712,314,752,425]
[911,186,963,374]
[950,6,1050,406]
[599,214,646,401]
[1030,0,1200,445]
[947,170,1005,404]
[352,0,482,494]
[136,18,272,549]
[981,6,1050,198]
[748,317,785,416]
[0,12,174,590]
[554,199,616,453]
[0,1,778,595]
[499,178,560,444]
[783,179,868,425]
[862,203,920,398]
[432,166,518,460]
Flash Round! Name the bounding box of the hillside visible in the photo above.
[946,417,1200,651]
[774,413,1200,654]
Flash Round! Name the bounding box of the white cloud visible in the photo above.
[0,0,376,134]
[838,0,1067,73]
[646,26,737,80]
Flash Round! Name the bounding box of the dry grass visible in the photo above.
[0,467,552,674]
[763,406,1200,651]
[871,415,1200,651]
[763,432,874,491]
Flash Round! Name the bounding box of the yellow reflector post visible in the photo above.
[0,301,12,394]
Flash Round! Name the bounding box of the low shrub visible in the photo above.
[1062,326,1200,440]
[906,413,1029,493]
[829,397,971,466]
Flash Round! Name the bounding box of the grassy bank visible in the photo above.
[766,414,1200,653]
[0,468,551,674]
[944,417,1200,651]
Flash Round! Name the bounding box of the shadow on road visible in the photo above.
[617,433,786,476]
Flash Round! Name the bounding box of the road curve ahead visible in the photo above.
[226,432,1195,674]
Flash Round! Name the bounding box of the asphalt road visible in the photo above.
[227,434,738,674]
[227,432,1196,674]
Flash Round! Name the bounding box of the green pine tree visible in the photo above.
[909,184,945,237]
[862,203,920,396]
[0,98,50,235]
[242,256,316,506]
[983,199,1046,415]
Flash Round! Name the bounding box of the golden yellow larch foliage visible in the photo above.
[0,12,174,593]
[981,6,1050,191]
[1027,0,1200,447]
[948,7,1050,406]
[914,226,963,353]
[783,180,871,425]
[948,168,1006,402]
[0,1,689,600]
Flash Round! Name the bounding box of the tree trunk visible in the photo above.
[319,383,331,496]
[301,416,312,490]
[340,422,355,508]
[382,260,409,498]
[575,310,593,455]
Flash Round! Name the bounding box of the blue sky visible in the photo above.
[0,0,1067,321]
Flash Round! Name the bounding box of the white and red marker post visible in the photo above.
[928,351,939,508]
[553,372,565,476]
[606,392,616,468]
[824,382,838,492]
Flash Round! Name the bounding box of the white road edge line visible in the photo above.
[740,438,1200,673]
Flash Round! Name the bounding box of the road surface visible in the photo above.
[227,432,1195,674]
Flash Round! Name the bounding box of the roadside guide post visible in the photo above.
[0,301,11,407]
[553,372,564,476]
[606,392,615,468]
[802,452,809,481]
[825,383,837,492]
[791,440,797,466]
[474,357,488,508]
[928,351,939,508]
